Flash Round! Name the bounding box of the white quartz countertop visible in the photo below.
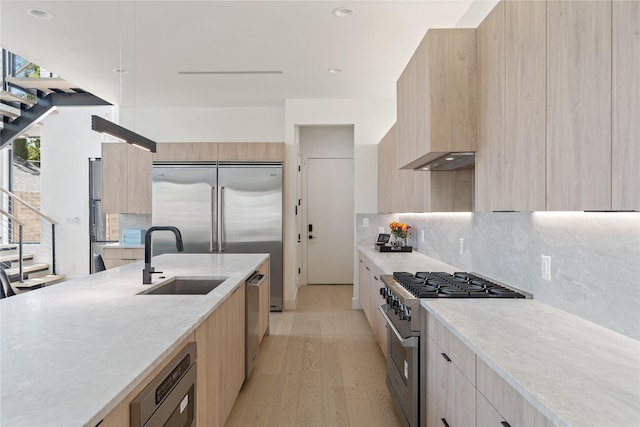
[358,244,460,274]
[0,253,268,427]
[421,299,640,427]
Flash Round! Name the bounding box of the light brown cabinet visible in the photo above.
[612,0,640,211]
[358,252,387,357]
[546,0,612,211]
[396,29,477,171]
[257,259,270,342]
[153,142,218,161]
[378,123,472,213]
[102,143,152,214]
[476,0,546,211]
[476,357,553,427]
[218,142,284,161]
[102,247,144,269]
[195,283,246,427]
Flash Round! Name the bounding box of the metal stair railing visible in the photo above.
[0,187,57,277]
[0,208,24,282]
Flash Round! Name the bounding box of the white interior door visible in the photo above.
[306,158,354,284]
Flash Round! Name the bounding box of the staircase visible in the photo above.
[0,191,65,292]
[0,48,110,149]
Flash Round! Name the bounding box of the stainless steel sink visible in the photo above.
[138,276,228,295]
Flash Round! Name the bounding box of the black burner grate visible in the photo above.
[392,271,525,299]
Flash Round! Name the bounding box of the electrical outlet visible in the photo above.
[541,255,551,281]
[459,238,464,255]
[379,227,385,234]
[421,230,425,243]
[362,217,369,227]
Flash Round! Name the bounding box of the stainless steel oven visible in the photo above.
[379,277,421,427]
[130,342,197,427]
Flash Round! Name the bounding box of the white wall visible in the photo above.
[284,98,396,309]
[40,105,114,278]
[119,107,285,143]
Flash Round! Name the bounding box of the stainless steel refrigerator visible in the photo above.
[152,162,283,311]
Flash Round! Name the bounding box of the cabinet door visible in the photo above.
[218,142,284,161]
[196,284,245,426]
[358,255,369,318]
[397,49,420,169]
[153,142,218,161]
[258,259,270,341]
[476,0,505,212]
[612,0,640,211]
[368,263,386,355]
[476,357,553,427]
[504,0,546,211]
[546,0,612,210]
[101,143,128,214]
[378,125,394,213]
[477,390,507,427]
[126,144,152,214]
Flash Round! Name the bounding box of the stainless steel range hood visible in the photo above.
[417,152,475,171]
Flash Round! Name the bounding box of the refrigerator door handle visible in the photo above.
[219,186,225,252]
[211,186,217,252]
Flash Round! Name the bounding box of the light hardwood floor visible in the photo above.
[225,285,403,427]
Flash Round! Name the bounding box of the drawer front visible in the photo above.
[103,248,144,260]
[476,357,553,427]
[428,312,476,384]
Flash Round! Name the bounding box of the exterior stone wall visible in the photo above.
[12,191,41,243]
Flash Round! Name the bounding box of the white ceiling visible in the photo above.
[0,1,493,108]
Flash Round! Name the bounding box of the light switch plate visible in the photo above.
[379,227,385,234]
[362,217,369,227]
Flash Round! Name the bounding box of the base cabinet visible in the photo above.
[358,251,387,357]
[102,247,144,269]
[196,283,246,427]
[257,259,270,342]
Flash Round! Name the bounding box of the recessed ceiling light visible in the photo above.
[327,68,342,74]
[113,69,129,74]
[332,7,353,18]
[27,8,54,19]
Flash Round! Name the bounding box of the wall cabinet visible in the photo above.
[218,142,284,161]
[153,142,218,161]
[378,123,473,213]
[546,0,612,211]
[612,0,640,211]
[102,247,144,269]
[476,0,546,211]
[102,143,152,214]
[195,283,245,426]
[396,29,477,171]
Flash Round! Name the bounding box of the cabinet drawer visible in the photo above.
[103,248,145,260]
[428,312,476,383]
[476,357,553,427]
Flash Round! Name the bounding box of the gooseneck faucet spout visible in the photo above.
[143,226,184,284]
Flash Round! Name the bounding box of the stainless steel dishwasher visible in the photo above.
[130,342,197,427]
[246,271,266,378]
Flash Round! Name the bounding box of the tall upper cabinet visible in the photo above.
[102,143,152,214]
[476,0,546,211]
[396,29,477,170]
[546,0,612,211]
[612,1,640,211]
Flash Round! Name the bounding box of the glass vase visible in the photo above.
[390,234,406,249]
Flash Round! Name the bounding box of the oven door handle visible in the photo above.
[378,304,418,348]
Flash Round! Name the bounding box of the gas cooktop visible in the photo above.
[391,271,526,299]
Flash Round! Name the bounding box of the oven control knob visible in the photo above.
[404,308,412,321]
[379,287,386,297]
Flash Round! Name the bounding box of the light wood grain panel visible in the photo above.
[218,142,284,161]
[126,144,152,214]
[99,337,194,427]
[612,0,640,211]
[102,247,144,260]
[546,0,612,210]
[476,0,505,212]
[477,389,507,426]
[430,170,473,212]
[257,259,270,342]
[504,0,546,211]
[196,284,245,427]
[477,357,554,427]
[101,143,128,214]
[153,142,218,161]
[397,48,420,169]
[428,312,475,384]
[377,125,394,213]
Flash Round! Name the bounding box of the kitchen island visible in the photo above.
[0,253,268,427]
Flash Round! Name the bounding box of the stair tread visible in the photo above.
[0,245,18,251]
[0,90,35,106]
[5,77,78,94]
[5,263,50,275]
[0,253,35,263]
[14,275,65,289]
[0,109,19,119]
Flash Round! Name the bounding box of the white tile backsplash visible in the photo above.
[357,212,640,340]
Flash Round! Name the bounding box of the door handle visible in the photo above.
[219,186,225,252]
[308,235,315,239]
[308,224,313,232]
